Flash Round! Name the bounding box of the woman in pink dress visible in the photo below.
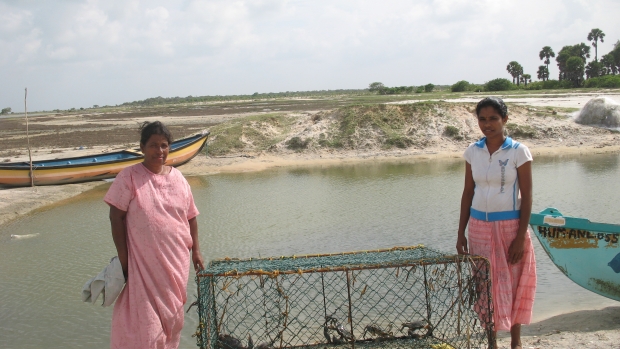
[105,121,205,349]
[456,97,536,349]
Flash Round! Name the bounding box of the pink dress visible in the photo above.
[468,218,537,331]
[104,163,199,349]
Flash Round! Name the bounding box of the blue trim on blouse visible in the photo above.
[470,207,521,222]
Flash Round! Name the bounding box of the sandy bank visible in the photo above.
[178,144,620,176]
[497,306,620,349]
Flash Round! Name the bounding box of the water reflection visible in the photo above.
[577,152,620,173]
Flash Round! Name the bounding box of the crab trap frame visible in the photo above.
[194,246,495,349]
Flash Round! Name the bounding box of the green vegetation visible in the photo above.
[485,78,514,91]
[506,61,524,85]
[367,82,443,95]
[286,137,310,151]
[588,28,606,62]
[520,74,532,86]
[537,65,550,81]
[121,89,371,107]
[451,81,469,92]
[583,75,620,88]
[317,102,456,150]
[506,123,537,138]
[447,29,618,93]
[444,125,463,140]
[450,80,483,92]
[385,135,414,148]
[368,82,409,94]
[207,113,294,155]
[0,107,11,115]
[487,28,619,90]
[524,79,568,90]
[539,46,556,80]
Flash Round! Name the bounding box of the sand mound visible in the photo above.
[574,97,620,128]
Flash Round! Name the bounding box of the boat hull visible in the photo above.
[530,208,620,302]
[0,132,208,187]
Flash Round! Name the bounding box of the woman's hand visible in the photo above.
[457,162,474,256]
[456,234,469,255]
[109,205,129,279]
[192,250,205,272]
[508,235,525,264]
[188,217,204,272]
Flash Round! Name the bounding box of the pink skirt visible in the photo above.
[468,217,537,331]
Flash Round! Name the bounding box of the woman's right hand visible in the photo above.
[456,234,469,255]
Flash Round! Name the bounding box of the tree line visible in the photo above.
[367,82,436,94]
[506,28,620,89]
[121,89,370,107]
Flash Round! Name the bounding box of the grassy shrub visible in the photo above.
[485,78,515,91]
[526,80,567,90]
[384,135,413,149]
[584,75,620,88]
[327,103,443,149]
[506,123,537,138]
[525,81,543,90]
[542,80,562,89]
[444,125,463,140]
[318,138,344,148]
[415,86,424,93]
[451,81,485,92]
[451,80,470,92]
[286,137,310,151]
[207,113,292,155]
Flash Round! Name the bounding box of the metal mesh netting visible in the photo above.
[194,246,495,349]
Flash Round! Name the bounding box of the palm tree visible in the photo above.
[587,28,605,61]
[506,61,523,85]
[539,46,555,77]
[520,74,532,86]
[537,66,549,81]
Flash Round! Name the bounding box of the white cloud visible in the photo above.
[0,7,32,33]
[1,0,619,110]
[47,46,77,60]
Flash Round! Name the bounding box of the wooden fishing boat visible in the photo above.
[530,207,620,301]
[0,131,209,187]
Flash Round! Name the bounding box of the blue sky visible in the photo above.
[1,0,618,111]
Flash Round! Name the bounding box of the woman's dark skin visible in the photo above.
[456,105,532,349]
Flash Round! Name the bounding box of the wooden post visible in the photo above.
[25,88,34,187]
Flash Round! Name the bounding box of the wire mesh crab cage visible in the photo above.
[193,246,495,349]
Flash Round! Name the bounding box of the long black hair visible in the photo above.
[475,97,508,118]
[139,121,173,145]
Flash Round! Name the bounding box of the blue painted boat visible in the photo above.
[530,208,620,301]
[0,131,209,187]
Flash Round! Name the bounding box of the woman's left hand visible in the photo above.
[508,235,526,264]
[192,250,205,272]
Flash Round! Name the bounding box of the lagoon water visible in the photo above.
[1,153,619,348]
